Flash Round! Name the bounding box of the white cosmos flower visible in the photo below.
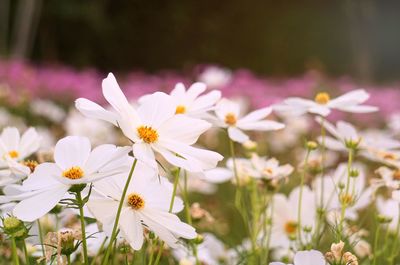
[4,136,130,222]
[173,233,228,265]
[274,89,377,117]
[214,98,284,143]
[65,109,117,146]
[376,197,399,232]
[197,66,232,89]
[88,160,196,250]
[140,82,221,118]
[250,154,293,181]
[317,118,400,164]
[313,163,372,222]
[75,73,223,172]
[0,127,41,186]
[270,250,326,265]
[270,186,316,251]
[371,166,400,191]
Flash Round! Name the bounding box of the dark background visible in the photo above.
[1,0,400,82]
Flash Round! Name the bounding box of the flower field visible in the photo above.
[1,62,400,265]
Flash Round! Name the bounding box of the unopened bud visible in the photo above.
[2,216,28,239]
[193,234,203,245]
[349,169,359,178]
[242,140,257,151]
[306,141,318,150]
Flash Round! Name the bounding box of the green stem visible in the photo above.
[152,168,180,265]
[102,159,138,265]
[319,117,326,208]
[37,219,45,259]
[339,147,354,239]
[11,236,20,265]
[182,171,200,265]
[373,223,381,265]
[389,204,400,265]
[265,195,273,264]
[250,179,259,262]
[23,239,30,265]
[67,255,71,265]
[229,138,242,209]
[90,236,108,265]
[76,190,89,265]
[297,148,311,245]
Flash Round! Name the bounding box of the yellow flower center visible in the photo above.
[23,160,38,173]
[315,92,331,105]
[382,152,398,160]
[225,113,237,126]
[263,167,274,175]
[137,126,159,143]
[8,150,19,158]
[62,166,84,180]
[340,193,354,205]
[127,193,145,210]
[393,170,400,181]
[284,221,297,235]
[175,105,186,114]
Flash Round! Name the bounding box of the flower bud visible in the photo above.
[377,214,392,224]
[349,169,359,178]
[2,216,28,239]
[192,234,203,245]
[242,140,257,151]
[306,141,318,150]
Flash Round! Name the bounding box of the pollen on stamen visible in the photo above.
[315,92,331,105]
[62,166,84,180]
[393,170,400,180]
[225,113,237,126]
[175,105,186,114]
[127,193,145,210]
[263,167,274,175]
[284,221,297,235]
[23,160,38,173]
[137,126,159,143]
[340,193,354,205]
[8,150,19,158]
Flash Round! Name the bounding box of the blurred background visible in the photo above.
[1,0,400,82]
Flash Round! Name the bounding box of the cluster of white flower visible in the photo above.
[0,72,399,265]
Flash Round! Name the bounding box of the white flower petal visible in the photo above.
[158,115,211,145]
[22,163,62,190]
[227,127,249,143]
[19,128,40,158]
[13,185,69,222]
[293,250,325,265]
[119,209,144,250]
[190,90,221,112]
[54,136,92,170]
[132,143,157,169]
[102,73,138,121]
[237,120,285,131]
[75,98,118,126]
[239,107,272,123]
[137,92,175,128]
[1,127,20,151]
